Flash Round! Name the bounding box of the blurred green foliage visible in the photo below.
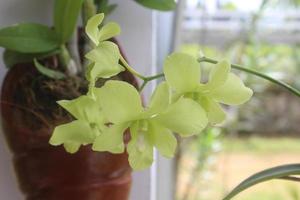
[179,128,222,200]
[222,136,300,153]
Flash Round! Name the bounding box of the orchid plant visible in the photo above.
[0,0,299,198]
[46,12,300,200]
[49,14,253,170]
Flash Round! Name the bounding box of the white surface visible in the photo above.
[0,0,156,199]
[156,11,176,200]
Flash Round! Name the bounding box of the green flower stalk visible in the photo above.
[85,13,124,92]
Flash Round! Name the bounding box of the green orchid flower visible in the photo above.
[85,13,124,90]
[164,53,253,124]
[92,80,208,170]
[49,95,106,153]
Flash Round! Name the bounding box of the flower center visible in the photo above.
[136,120,149,152]
[184,92,198,100]
[137,134,146,152]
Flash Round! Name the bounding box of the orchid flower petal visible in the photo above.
[58,95,101,123]
[148,82,171,115]
[99,22,121,42]
[208,60,231,89]
[85,13,104,46]
[198,97,226,124]
[211,73,253,105]
[155,98,208,137]
[49,120,95,153]
[92,123,129,154]
[127,122,153,170]
[164,53,200,93]
[95,80,144,123]
[148,121,177,158]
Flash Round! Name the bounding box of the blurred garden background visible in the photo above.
[174,0,300,199]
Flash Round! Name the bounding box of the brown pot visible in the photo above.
[0,39,138,200]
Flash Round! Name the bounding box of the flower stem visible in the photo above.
[123,55,300,98]
[119,56,147,80]
[199,57,300,98]
[82,0,97,26]
[146,73,164,81]
[58,45,78,76]
[139,81,148,92]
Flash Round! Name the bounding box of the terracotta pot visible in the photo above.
[0,39,138,200]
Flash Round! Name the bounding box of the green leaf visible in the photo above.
[0,23,60,53]
[210,73,253,105]
[164,53,200,94]
[34,59,66,80]
[3,49,60,68]
[208,60,231,89]
[95,80,143,123]
[54,0,84,43]
[223,164,300,200]
[155,98,208,137]
[85,13,104,46]
[99,22,121,42]
[49,120,95,153]
[148,122,177,158]
[92,123,129,153]
[134,0,176,11]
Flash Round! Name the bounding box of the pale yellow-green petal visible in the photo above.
[208,60,231,89]
[164,53,200,93]
[85,13,104,46]
[148,82,171,115]
[155,98,208,137]
[92,123,128,154]
[198,97,226,124]
[95,80,144,123]
[58,95,101,123]
[85,41,120,63]
[85,63,94,83]
[99,22,121,42]
[148,121,177,158]
[49,120,95,153]
[170,91,184,103]
[85,41,124,80]
[64,142,81,154]
[89,62,124,79]
[127,123,154,170]
[211,73,253,105]
[127,139,153,170]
